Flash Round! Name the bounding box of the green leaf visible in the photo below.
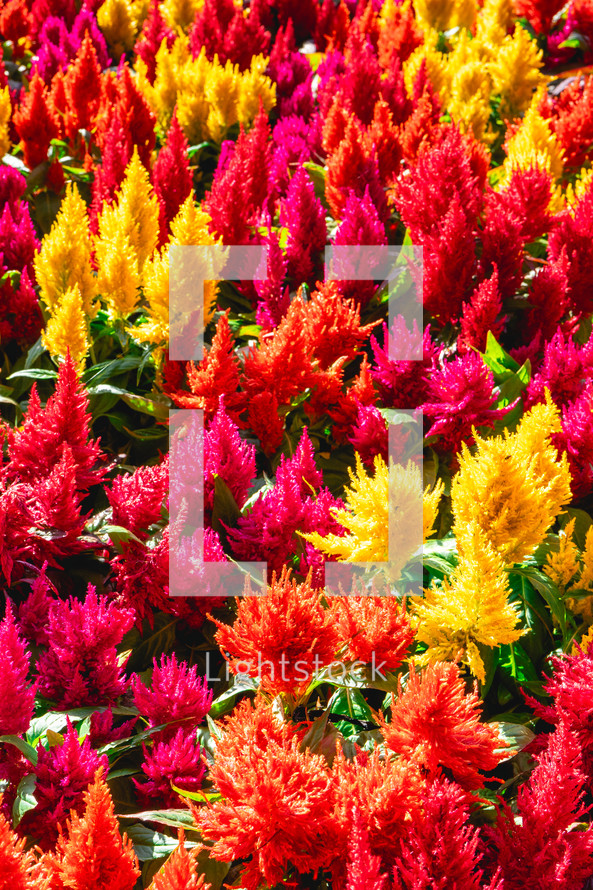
[492,721,535,758]
[123,824,199,861]
[510,566,567,634]
[8,368,58,381]
[0,735,38,765]
[209,675,259,719]
[302,162,327,206]
[211,476,241,537]
[99,524,145,550]
[12,774,37,826]
[481,331,520,374]
[499,642,539,684]
[561,508,593,550]
[87,384,170,420]
[327,688,374,738]
[119,809,197,830]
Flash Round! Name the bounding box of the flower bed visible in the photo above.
[1,0,593,887]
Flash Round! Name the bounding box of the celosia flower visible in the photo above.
[134,0,175,83]
[332,746,424,862]
[33,182,98,318]
[423,352,513,456]
[108,457,169,540]
[42,284,90,367]
[392,777,503,889]
[304,453,423,586]
[451,396,573,565]
[205,109,273,243]
[347,402,388,466]
[371,320,437,409]
[488,724,593,887]
[44,770,140,890]
[89,708,137,749]
[36,586,134,708]
[20,723,108,848]
[379,661,506,790]
[526,328,593,409]
[541,75,593,170]
[0,797,38,889]
[16,563,56,647]
[548,181,593,315]
[204,400,255,517]
[134,729,206,809]
[193,699,342,890]
[458,268,505,354]
[132,653,212,740]
[553,387,593,500]
[346,809,388,890]
[0,603,36,737]
[414,522,523,682]
[212,567,340,696]
[152,114,193,237]
[12,72,60,172]
[190,0,270,70]
[149,830,207,890]
[334,594,414,672]
[281,165,326,288]
[332,188,387,306]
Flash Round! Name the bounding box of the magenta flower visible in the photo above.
[134,727,206,808]
[19,722,108,848]
[36,586,135,709]
[0,603,36,737]
[133,653,213,740]
[423,352,513,456]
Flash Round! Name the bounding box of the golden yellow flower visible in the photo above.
[475,0,515,49]
[451,397,572,566]
[0,86,11,158]
[34,183,98,318]
[565,526,593,624]
[95,231,141,319]
[488,25,544,120]
[97,0,137,57]
[414,0,477,33]
[544,517,580,592]
[42,284,90,368]
[503,92,564,184]
[134,247,169,346]
[423,478,445,541]
[403,40,447,101]
[448,60,493,142]
[414,521,523,682]
[303,454,423,589]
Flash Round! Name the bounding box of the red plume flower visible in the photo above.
[379,662,506,790]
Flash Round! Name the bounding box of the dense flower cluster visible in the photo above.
[1,0,593,886]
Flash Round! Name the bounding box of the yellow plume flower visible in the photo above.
[42,284,90,368]
[423,478,445,541]
[413,522,523,682]
[0,86,11,157]
[133,195,220,346]
[414,0,477,33]
[448,61,493,142]
[98,150,159,272]
[236,55,276,127]
[451,397,572,566]
[134,248,169,346]
[573,624,593,655]
[565,168,593,211]
[475,0,515,49]
[504,93,564,182]
[97,0,137,56]
[544,518,581,592]
[95,230,141,319]
[303,454,423,588]
[488,25,544,119]
[564,526,593,624]
[162,0,202,31]
[34,183,98,318]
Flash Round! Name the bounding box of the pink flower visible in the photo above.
[36,586,134,708]
[0,602,36,737]
[19,722,108,849]
[134,728,206,808]
[133,653,212,741]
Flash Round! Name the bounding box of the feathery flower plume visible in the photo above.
[149,830,207,890]
[414,521,523,682]
[0,603,36,737]
[44,770,140,889]
[134,729,206,808]
[212,567,339,696]
[379,661,506,789]
[133,653,212,740]
[20,724,108,848]
[335,594,414,672]
[451,396,572,565]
